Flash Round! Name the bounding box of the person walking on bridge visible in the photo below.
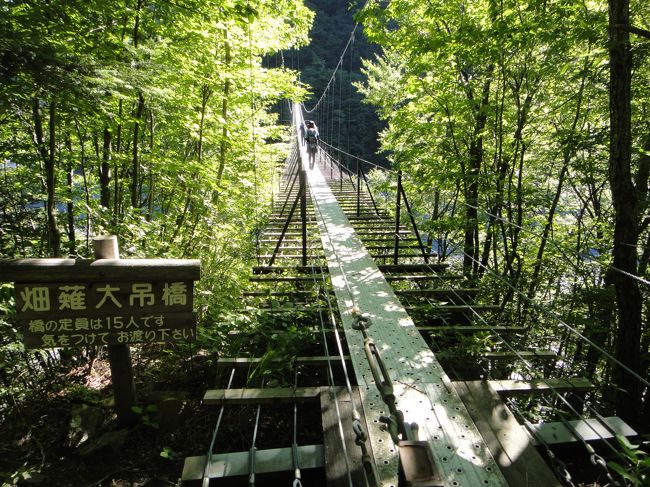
[299,121,306,146]
[305,120,319,169]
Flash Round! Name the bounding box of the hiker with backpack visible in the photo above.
[305,120,319,169]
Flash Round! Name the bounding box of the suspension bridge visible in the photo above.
[180,102,640,486]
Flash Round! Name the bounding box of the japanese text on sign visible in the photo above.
[15,281,196,349]
[17,281,189,315]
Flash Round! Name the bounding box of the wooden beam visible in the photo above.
[395,288,479,297]
[217,356,350,368]
[252,265,328,274]
[384,274,463,282]
[320,386,367,486]
[182,444,324,481]
[257,254,327,260]
[236,306,324,314]
[203,387,320,405]
[528,417,637,445]
[488,378,594,395]
[406,304,500,312]
[0,258,200,283]
[421,325,525,334]
[485,350,558,361]
[249,275,325,282]
[454,380,562,487]
[377,263,449,272]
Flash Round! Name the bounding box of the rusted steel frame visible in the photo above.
[268,186,303,267]
[393,171,403,265]
[299,167,308,266]
[398,180,429,263]
[359,163,380,216]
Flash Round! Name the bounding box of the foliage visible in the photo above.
[296,0,386,163]
[607,436,650,486]
[355,0,650,423]
[0,2,315,482]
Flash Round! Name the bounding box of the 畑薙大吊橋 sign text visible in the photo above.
[0,258,200,349]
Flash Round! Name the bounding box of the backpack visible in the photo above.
[306,128,318,148]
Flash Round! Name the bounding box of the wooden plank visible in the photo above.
[421,325,525,333]
[488,378,594,395]
[377,263,449,272]
[242,290,325,298]
[395,288,479,297]
[249,275,325,282]
[203,387,320,405]
[454,380,562,487]
[182,444,324,480]
[252,265,328,274]
[406,304,500,312]
[0,258,201,283]
[217,356,350,368]
[485,350,558,361]
[528,417,637,445]
[257,254,327,259]
[384,274,462,282]
[236,306,325,314]
[358,237,419,243]
[320,386,367,487]
[228,327,336,337]
[370,252,439,259]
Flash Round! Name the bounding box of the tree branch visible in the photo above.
[629,25,650,39]
[638,215,650,235]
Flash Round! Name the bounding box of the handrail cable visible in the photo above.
[315,136,650,389]
[318,132,650,290]
[303,27,359,114]
[309,133,635,467]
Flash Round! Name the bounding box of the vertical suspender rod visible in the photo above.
[399,183,429,263]
[393,170,402,265]
[299,165,308,266]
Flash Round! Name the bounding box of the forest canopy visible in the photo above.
[355,0,650,427]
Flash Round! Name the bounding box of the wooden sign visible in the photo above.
[0,258,201,349]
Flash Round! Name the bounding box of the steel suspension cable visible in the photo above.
[321,146,640,467]
[202,367,237,487]
[340,160,650,390]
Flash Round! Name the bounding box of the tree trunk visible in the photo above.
[608,0,643,427]
[100,126,112,208]
[65,136,76,255]
[46,99,61,257]
[215,30,231,202]
[131,93,145,208]
[114,100,123,216]
[463,76,491,276]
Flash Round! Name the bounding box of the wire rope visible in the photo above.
[317,139,639,468]
[287,114,639,486]
[273,123,358,485]
[202,367,236,487]
[321,140,650,389]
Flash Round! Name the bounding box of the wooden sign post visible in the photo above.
[93,235,136,426]
[0,236,201,427]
